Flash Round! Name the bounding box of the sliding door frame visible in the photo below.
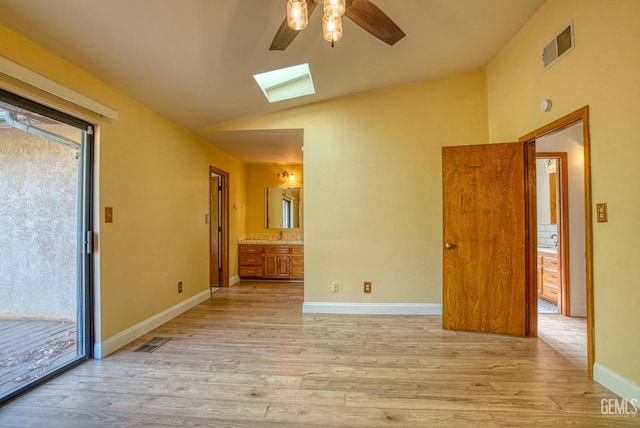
[0,88,94,405]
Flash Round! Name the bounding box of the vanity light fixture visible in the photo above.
[546,159,557,174]
[277,169,296,182]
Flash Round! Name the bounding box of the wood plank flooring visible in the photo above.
[0,281,636,427]
[0,320,77,398]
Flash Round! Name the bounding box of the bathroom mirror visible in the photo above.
[265,187,301,229]
[536,158,557,225]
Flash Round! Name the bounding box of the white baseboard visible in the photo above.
[302,302,442,315]
[229,275,241,286]
[594,362,640,402]
[93,289,210,359]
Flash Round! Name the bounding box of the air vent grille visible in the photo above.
[543,22,574,70]
[134,337,171,353]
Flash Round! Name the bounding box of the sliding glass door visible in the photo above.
[0,89,92,405]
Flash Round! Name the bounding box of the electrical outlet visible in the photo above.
[332,282,339,293]
[178,281,183,293]
[364,281,372,293]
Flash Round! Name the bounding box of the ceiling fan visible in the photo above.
[270,0,405,50]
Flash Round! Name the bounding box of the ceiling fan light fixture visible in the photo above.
[322,14,343,46]
[287,0,309,31]
[323,0,345,18]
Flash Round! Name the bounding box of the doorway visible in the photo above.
[210,166,229,292]
[520,106,593,376]
[535,152,569,315]
[0,89,93,405]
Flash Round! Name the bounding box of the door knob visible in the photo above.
[444,243,454,249]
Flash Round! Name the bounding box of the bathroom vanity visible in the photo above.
[239,243,304,280]
[537,248,560,305]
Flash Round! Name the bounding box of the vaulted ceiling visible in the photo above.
[0,0,546,163]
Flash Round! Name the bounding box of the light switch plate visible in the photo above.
[596,203,608,222]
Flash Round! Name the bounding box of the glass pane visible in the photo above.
[0,99,88,401]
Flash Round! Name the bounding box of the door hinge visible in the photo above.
[218,267,223,273]
[218,226,222,232]
[218,185,222,191]
[85,231,94,254]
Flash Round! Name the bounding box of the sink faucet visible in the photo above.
[551,233,558,247]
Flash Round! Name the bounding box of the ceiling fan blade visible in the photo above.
[270,0,318,51]
[344,0,405,46]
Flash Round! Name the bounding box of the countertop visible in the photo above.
[239,240,304,245]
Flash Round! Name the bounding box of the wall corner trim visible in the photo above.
[302,302,442,315]
[593,362,640,402]
[93,289,210,359]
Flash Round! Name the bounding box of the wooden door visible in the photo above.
[210,174,220,288]
[442,142,536,336]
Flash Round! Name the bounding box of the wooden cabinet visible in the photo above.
[238,244,263,278]
[263,246,292,278]
[537,250,560,305]
[290,246,304,279]
[239,244,303,280]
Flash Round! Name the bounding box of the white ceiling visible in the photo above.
[0,0,545,164]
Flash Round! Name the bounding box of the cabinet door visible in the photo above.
[263,254,279,277]
[263,255,291,277]
[277,256,290,277]
[537,265,543,294]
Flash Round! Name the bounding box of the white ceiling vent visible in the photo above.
[542,21,574,70]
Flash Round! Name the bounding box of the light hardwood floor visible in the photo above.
[0,281,636,427]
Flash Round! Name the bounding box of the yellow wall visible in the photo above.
[210,69,489,304]
[245,164,303,234]
[0,25,247,347]
[7,0,636,391]
[487,0,640,385]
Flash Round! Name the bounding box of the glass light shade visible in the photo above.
[323,0,345,18]
[287,0,309,31]
[288,173,296,182]
[322,14,343,43]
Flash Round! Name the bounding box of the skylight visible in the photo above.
[253,63,315,103]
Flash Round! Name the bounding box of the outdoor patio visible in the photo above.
[0,319,77,397]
